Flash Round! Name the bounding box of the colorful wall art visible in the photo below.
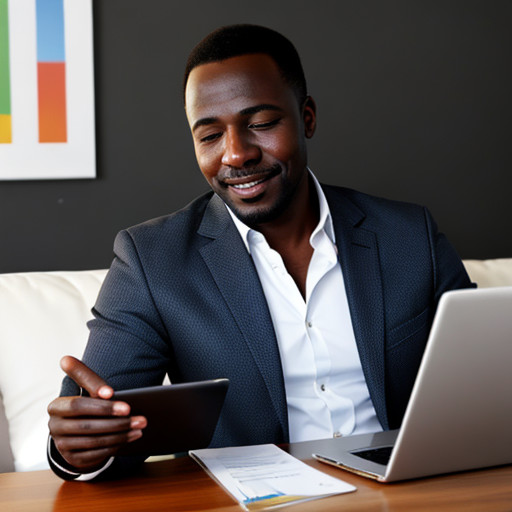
[0,0,95,179]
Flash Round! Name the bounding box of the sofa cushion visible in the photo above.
[0,270,107,471]
[463,258,512,288]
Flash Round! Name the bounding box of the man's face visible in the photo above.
[185,54,316,227]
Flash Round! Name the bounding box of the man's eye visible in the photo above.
[200,132,222,143]
[249,119,281,129]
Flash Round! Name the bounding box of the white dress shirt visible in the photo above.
[228,171,382,442]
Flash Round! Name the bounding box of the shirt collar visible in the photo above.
[225,169,336,253]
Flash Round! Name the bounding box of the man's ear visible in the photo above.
[302,96,317,139]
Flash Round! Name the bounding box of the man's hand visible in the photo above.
[48,356,147,471]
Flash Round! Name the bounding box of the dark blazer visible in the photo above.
[55,185,473,478]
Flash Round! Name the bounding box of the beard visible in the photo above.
[221,164,303,228]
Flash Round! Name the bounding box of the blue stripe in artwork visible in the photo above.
[36,0,65,62]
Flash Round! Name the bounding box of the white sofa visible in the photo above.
[0,270,107,473]
[1,260,511,473]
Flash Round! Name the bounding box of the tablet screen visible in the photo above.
[113,378,229,456]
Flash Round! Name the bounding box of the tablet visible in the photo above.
[113,378,229,456]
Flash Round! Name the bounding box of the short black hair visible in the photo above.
[183,24,307,105]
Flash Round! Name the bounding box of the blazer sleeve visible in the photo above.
[84,229,171,389]
[424,206,476,303]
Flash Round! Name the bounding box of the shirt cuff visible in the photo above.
[47,436,114,481]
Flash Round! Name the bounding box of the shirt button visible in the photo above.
[333,431,342,438]
[320,384,326,392]
[307,321,313,328]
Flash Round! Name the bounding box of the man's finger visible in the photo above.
[48,396,130,418]
[60,355,113,398]
[54,430,143,454]
[49,416,133,436]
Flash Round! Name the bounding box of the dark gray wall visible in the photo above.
[1,0,511,273]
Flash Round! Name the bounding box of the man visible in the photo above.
[47,24,473,480]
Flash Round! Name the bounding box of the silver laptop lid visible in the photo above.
[386,286,512,481]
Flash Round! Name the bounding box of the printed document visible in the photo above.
[190,443,355,510]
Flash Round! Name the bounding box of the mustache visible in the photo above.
[219,164,281,181]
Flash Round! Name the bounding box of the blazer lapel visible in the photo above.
[324,186,389,430]
[197,195,289,440]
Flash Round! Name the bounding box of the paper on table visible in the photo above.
[189,444,356,510]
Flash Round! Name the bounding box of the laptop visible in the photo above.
[313,286,512,482]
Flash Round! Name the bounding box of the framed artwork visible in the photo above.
[0,0,95,180]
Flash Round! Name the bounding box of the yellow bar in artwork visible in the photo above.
[0,114,12,143]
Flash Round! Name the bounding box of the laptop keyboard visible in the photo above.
[352,446,393,465]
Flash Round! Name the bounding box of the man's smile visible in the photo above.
[220,165,281,199]
[231,178,267,189]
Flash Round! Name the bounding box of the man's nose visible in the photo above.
[221,129,261,168]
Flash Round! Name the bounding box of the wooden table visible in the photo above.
[1,440,511,511]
